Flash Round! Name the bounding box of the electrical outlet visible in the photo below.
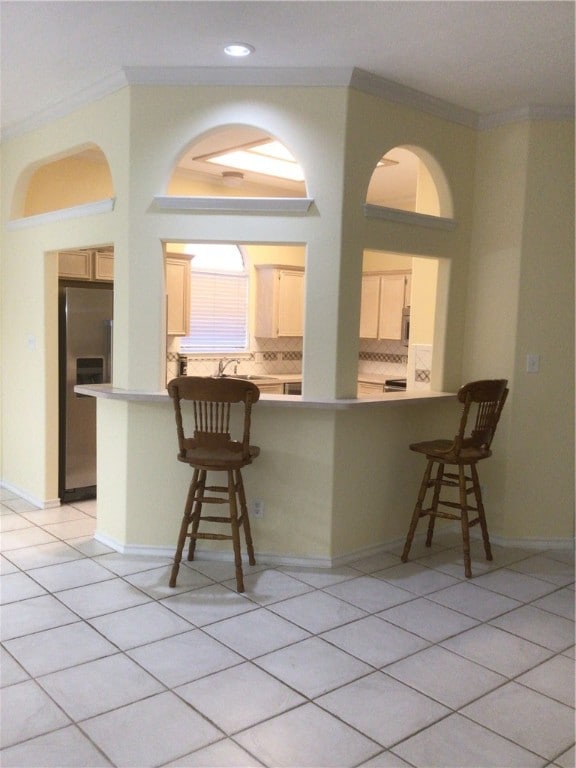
[526,353,540,373]
[252,500,264,518]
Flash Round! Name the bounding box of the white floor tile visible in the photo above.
[516,654,575,706]
[0,594,79,641]
[89,601,194,649]
[532,587,575,620]
[325,576,414,613]
[358,752,413,767]
[235,702,381,767]
[42,517,97,540]
[0,647,30,687]
[349,551,403,574]
[378,596,479,642]
[393,712,544,767]
[267,589,367,633]
[81,691,221,767]
[490,604,575,651]
[127,630,243,688]
[385,645,506,708]
[0,680,71,749]
[320,615,429,667]
[472,567,558,601]
[176,661,305,732]
[0,512,34,532]
[2,540,84,570]
[224,568,313,605]
[161,583,259,626]
[373,561,460,595]
[0,571,47,603]
[441,623,553,677]
[0,724,113,767]
[26,557,115,592]
[125,563,213,598]
[94,551,174,576]
[203,606,310,658]
[461,681,576,760]
[316,672,450,747]
[278,563,359,588]
[427,581,521,620]
[555,744,576,768]
[4,621,117,677]
[55,577,151,618]
[509,553,576,586]
[162,738,264,767]
[0,526,58,551]
[37,653,164,721]
[0,554,19,574]
[20,506,92,525]
[255,636,372,697]
[185,559,264,583]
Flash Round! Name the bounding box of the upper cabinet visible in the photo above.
[165,253,192,336]
[360,271,411,340]
[255,265,305,337]
[58,248,114,282]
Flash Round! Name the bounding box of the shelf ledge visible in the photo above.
[7,198,116,231]
[363,203,456,230]
[153,196,314,215]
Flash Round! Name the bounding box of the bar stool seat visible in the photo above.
[167,376,261,593]
[401,379,509,578]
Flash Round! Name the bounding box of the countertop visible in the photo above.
[75,383,455,409]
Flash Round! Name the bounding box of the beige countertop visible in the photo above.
[75,383,455,409]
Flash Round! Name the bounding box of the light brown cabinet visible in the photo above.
[359,271,411,340]
[58,249,114,281]
[165,254,192,336]
[255,265,305,338]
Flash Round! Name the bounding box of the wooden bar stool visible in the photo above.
[167,376,261,593]
[401,379,508,578]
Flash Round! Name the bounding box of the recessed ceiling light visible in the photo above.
[224,43,254,57]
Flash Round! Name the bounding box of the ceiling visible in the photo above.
[0,1,574,141]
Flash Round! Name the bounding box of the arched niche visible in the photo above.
[166,124,308,199]
[11,144,114,219]
[365,145,453,219]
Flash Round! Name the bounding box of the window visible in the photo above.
[179,244,248,353]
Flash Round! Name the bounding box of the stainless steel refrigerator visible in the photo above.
[59,284,113,502]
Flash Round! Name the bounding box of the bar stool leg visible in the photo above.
[235,469,256,566]
[228,470,245,593]
[458,465,472,578]
[402,459,434,562]
[170,468,200,588]
[187,469,206,562]
[426,462,445,547]
[472,464,493,561]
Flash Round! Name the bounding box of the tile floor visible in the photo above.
[0,487,574,768]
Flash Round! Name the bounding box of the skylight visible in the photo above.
[197,140,305,182]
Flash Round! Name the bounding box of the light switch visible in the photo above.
[526,353,540,373]
[27,334,37,351]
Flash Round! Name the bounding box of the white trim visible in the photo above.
[153,195,313,215]
[6,198,116,231]
[363,204,457,230]
[0,480,60,510]
[479,104,575,131]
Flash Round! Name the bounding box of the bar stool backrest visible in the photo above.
[454,379,509,456]
[167,376,260,463]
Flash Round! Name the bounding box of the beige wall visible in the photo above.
[1,81,573,554]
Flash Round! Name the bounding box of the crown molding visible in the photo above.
[478,104,575,130]
[1,65,572,143]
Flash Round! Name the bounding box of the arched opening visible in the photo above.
[12,144,114,219]
[167,125,308,199]
[365,145,453,218]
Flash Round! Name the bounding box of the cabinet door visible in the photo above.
[94,251,114,281]
[59,250,92,280]
[277,270,304,336]
[379,274,406,340]
[166,255,191,336]
[359,275,380,338]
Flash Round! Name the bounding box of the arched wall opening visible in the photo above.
[11,144,114,219]
[365,145,453,218]
[166,124,308,199]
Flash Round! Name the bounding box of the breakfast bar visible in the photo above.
[77,383,457,566]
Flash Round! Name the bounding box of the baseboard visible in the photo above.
[0,480,61,510]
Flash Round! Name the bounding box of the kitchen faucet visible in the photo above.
[217,358,240,377]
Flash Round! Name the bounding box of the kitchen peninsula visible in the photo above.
[77,382,456,566]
